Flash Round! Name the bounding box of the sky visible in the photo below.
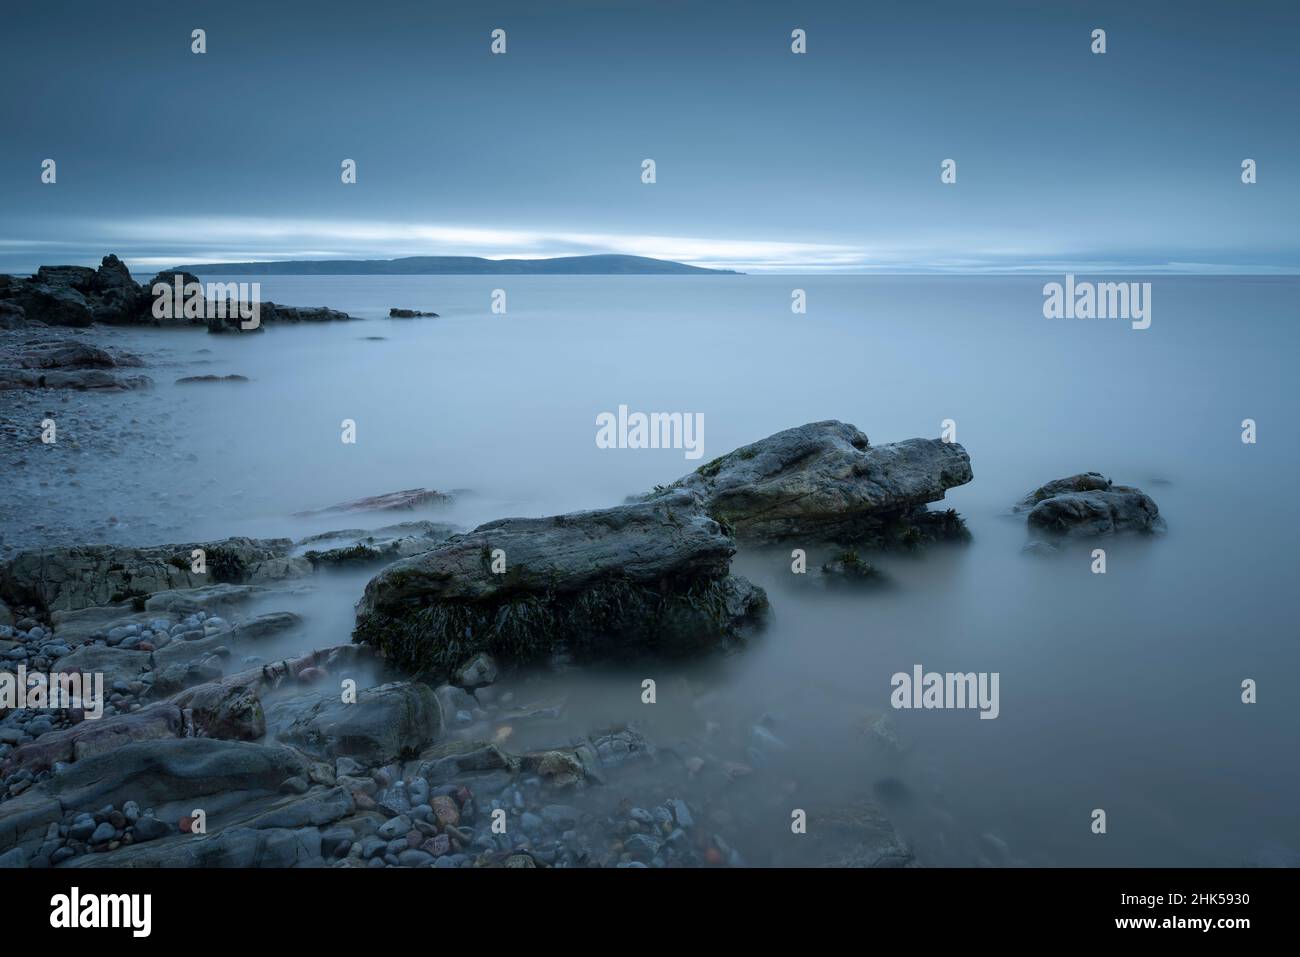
[0,0,1297,274]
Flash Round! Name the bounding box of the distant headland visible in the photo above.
[172,254,739,276]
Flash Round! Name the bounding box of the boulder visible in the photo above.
[388,308,439,318]
[1017,473,1164,536]
[34,265,97,291]
[279,680,442,767]
[353,491,767,672]
[655,421,972,545]
[10,284,93,327]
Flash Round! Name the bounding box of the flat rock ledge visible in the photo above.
[655,420,973,546]
[1015,472,1164,537]
[353,491,767,674]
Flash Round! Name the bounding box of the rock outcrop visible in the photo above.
[655,420,972,545]
[0,538,311,614]
[353,491,767,673]
[0,254,359,330]
[1016,473,1164,536]
[0,334,152,391]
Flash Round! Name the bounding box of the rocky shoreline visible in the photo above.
[0,256,1170,869]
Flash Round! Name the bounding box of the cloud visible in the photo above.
[2,215,1296,274]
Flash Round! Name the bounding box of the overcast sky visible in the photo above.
[1,0,1296,273]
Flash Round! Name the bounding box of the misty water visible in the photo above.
[15,274,1298,866]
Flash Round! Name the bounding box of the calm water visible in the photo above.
[14,274,1300,866]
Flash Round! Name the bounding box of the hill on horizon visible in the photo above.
[171,254,739,276]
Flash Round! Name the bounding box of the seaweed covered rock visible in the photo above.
[656,420,972,546]
[352,491,767,672]
[1016,473,1163,536]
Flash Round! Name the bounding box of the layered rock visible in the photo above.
[0,336,152,391]
[353,491,767,673]
[0,537,311,614]
[655,420,972,545]
[1016,473,1164,536]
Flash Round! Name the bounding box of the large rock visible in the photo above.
[10,284,93,327]
[656,421,973,545]
[353,491,767,672]
[1016,473,1164,536]
[278,681,442,767]
[0,537,311,613]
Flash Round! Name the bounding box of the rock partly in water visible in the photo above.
[1017,473,1164,537]
[175,374,250,384]
[0,537,311,613]
[0,335,151,391]
[294,521,458,567]
[388,308,439,318]
[292,488,453,518]
[353,490,767,673]
[655,420,973,546]
[819,549,884,586]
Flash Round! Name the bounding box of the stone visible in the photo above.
[655,420,972,545]
[353,491,767,671]
[1017,473,1164,536]
[453,652,498,688]
[279,681,442,767]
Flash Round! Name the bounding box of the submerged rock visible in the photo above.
[820,549,884,585]
[1016,473,1164,536]
[655,420,972,545]
[353,491,767,673]
[175,374,250,384]
[798,799,916,868]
